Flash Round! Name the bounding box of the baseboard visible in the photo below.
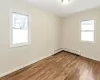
[63,48,81,55]
[53,48,81,56]
[0,54,52,78]
[52,48,64,56]
[54,48,63,54]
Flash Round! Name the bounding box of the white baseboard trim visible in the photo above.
[0,54,52,78]
[63,48,81,55]
[54,48,63,53]
[54,48,81,55]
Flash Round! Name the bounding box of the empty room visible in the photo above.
[0,0,100,80]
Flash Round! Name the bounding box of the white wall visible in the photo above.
[0,0,61,75]
[62,8,100,61]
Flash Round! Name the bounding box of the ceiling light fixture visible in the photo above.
[61,0,70,4]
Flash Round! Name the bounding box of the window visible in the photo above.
[10,12,30,47]
[81,20,95,42]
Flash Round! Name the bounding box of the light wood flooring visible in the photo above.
[1,51,100,80]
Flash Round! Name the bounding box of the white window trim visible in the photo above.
[79,20,96,43]
[10,9,31,48]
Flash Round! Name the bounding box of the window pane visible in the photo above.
[81,20,94,30]
[81,24,94,31]
[12,12,29,45]
[13,13,28,29]
[12,29,28,44]
[81,32,94,42]
[81,20,94,25]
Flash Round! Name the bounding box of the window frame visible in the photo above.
[10,9,31,48]
[80,20,96,43]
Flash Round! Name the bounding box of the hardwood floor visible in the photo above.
[1,51,100,80]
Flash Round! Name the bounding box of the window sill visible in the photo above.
[80,40,95,44]
[10,43,29,48]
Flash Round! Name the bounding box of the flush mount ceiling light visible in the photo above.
[61,0,70,4]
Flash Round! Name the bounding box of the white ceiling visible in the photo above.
[27,0,100,17]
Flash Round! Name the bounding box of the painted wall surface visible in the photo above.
[62,8,100,61]
[0,0,61,75]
